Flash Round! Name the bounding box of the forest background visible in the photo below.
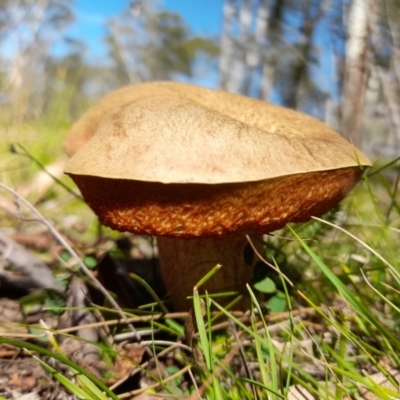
[1,1,400,399]
[2,0,399,156]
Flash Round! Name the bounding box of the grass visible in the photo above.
[1,102,400,399]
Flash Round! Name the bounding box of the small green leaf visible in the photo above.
[253,277,276,294]
[60,251,71,262]
[28,327,49,343]
[84,255,97,268]
[165,365,183,386]
[260,341,271,360]
[71,263,80,272]
[165,382,184,395]
[43,289,67,316]
[266,292,287,312]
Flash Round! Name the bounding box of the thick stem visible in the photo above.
[157,235,263,311]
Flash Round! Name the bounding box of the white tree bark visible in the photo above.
[220,0,273,96]
[341,0,370,146]
[369,0,400,152]
[220,0,236,90]
[254,0,271,99]
[3,0,72,120]
[378,67,400,148]
[230,0,252,93]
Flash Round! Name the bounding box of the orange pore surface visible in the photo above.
[69,167,363,238]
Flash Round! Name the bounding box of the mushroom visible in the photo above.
[64,82,371,311]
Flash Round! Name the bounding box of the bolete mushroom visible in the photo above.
[64,82,371,311]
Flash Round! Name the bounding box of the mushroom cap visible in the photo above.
[64,82,371,238]
[65,84,370,184]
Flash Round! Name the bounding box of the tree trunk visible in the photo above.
[341,0,370,147]
[282,0,323,109]
[220,0,237,91]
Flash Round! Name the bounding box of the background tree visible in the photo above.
[219,0,400,156]
[104,2,219,88]
[0,0,218,126]
[0,0,74,122]
[367,0,400,154]
[1,0,398,158]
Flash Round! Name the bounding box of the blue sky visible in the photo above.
[49,1,335,107]
[55,1,224,62]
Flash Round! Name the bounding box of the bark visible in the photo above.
[220,0,237,91]
[259,0,282,100]
[378,67,400,148]
[324,97,340,131]
[325,0,346,126]
[369,0,400,147]
[255,0,270,45]
[385,0,400,84]
[341,0,370,146]
[236,0,254,94]
[252,0,271,99]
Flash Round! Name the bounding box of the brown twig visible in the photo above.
[1,308,326,339]
[0,182,143,345]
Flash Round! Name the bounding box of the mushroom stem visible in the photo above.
[157,235,264,311]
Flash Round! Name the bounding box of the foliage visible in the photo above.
[1,155,399,398]
[0,0,218,126]
[1,1,400,398]
[104,7,219,86]
[219,0,400,154]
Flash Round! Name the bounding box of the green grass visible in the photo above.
[1,100,400,398]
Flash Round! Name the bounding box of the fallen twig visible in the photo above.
[0,182,143,344]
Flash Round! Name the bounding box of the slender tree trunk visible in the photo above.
[371,0,400,147]
[254,0,271,99]
[237,0,254,95]
[282,0,323,109]
[341,0,370,147]
[378,67,400,149]
[325,0,346,126]
[108,21,142,84]
[259,0,282,101]
[325,97,340,131]
[220,0,236,91]
[385,0,400,85]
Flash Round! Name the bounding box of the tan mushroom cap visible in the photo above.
[65,90,370,184]
[64,81,371,168]
[64,82,371,238]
